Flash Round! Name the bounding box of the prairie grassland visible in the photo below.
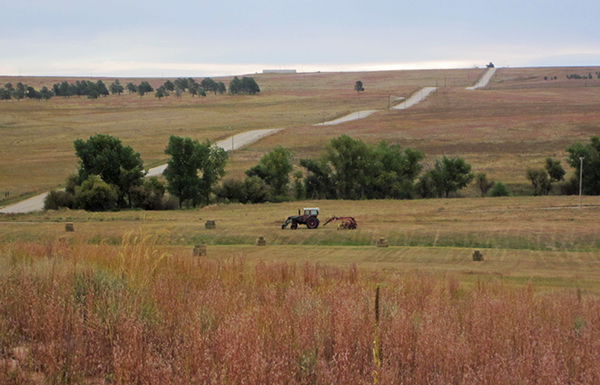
[1,236,600,384]
[2,67,598,197]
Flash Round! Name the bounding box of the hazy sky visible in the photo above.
[1,0,598,77]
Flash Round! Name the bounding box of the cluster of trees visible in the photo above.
[153,77,228,99]
[523,136,600,196]
[228,76,261,95]
[52,80,110,99]
[1,82,53,101]
[217,135,480,204]
[44,134,228,211]
[566,73,598,80]
[3,76,259,102]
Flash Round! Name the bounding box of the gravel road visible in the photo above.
[466,67,496,90]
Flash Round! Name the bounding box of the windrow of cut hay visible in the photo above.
[1,239,599,384]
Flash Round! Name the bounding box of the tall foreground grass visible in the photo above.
[1,238,599,384]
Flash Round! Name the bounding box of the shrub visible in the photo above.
[559,175,579,195]
[129,177,167,210]
[489,181,510,197]
[216,178,246,203]
[43,190,74,210]
[74,175,119,211]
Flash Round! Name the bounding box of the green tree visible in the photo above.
[138,81,154,97]
[201,78,218,94]
[300,135,423,200]
[126,82,138,94]
[526,168,551,196]
[26,86,39,99]
[229,76,260,95]
[475,172,494,197]
[545,158,565,184]
[427,156,474,198]
[96,80,109,97]
[246,146,293,197]
[163,80,175,91]
[299,158,335,199]
[73,134,145,208]
[240,77,260,94]
[14,83,26,100]
[228,76,242,94]
[199,145,228,205]
[40,86,53,101]
[109,79,124,95]
[155,85,169,99]
[164,136,228,207]
[566,136,600,195]
[292,171,306,200]
[0,88,11,101]
[354,80,364,93]
[174,78,189,91]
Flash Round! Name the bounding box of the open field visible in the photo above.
[2,195,600,290]
[1,67,599,201]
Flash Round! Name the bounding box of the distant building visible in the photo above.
[263,69,297,74]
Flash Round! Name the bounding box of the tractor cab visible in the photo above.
[303,208,319,216]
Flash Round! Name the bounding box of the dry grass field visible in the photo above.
[1,67,598,199]
[2,195,599,290]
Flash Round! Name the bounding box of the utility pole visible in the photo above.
[579,156,584,209]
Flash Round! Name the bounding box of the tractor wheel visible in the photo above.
[306,217,319,229]
[291,223,298,230]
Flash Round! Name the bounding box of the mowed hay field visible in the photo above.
[2,196,600,290]
[1,66,599,197]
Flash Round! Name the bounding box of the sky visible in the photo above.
[1,0,598,77]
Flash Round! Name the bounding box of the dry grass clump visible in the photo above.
[1,237,599,384]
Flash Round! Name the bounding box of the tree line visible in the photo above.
[45,133,600,212]
[2,76,260,102]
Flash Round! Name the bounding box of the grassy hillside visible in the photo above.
[1,67,598,200]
